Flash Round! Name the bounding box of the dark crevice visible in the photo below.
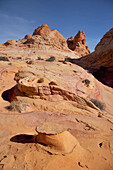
[99,142,103,148]
[1,85,17,102]
[1,85,26,103]
[78,162,83,168]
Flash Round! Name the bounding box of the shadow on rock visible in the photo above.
[10,134,37,143]
[2,85,17,102]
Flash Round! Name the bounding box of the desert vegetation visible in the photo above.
[38,78,44,83]
[90,98,105,111]
[46,56,56,62]
[0,56,9,61]
[7,100,22,113]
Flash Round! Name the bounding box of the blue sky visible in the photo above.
[0,0,113,52]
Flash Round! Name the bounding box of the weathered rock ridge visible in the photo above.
[25,24,69,51]
[2,24,71,52]
[0,24,90,59]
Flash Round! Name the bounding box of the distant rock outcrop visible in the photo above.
[72,28,113,87]
[30,24,69,51]
[33,24,51,36]
[0,24,91,58]
[24,34,32,39]
[67,30,90,56]
[2,24,70,52]
[4,39,16,46]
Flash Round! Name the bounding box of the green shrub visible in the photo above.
[46,56,55,62]
[90,98,105,111]
[26,60,33,64]
[17,57,22,60]
[37,57,44,60]
[82,79,90,86]
[38,78,44,83]
[0,56,9,61]
[8,63,12,65]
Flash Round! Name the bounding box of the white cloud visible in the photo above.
[0,13,34,43]
[0,13,34,24]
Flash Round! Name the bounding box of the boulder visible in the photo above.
[24,34,32,39]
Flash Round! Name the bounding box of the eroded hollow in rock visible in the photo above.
[99,142,103,148]
[1,86,17,102]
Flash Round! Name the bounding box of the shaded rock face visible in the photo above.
[93,66,113,87]
[67,30,90,56]
[72,28,113,87]
[95,28,113,52]
[2,86,16,102]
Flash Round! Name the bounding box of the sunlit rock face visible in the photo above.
[0,24,90,59]
[67,30,90,57]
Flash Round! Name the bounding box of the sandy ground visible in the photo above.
[0,60,113,170]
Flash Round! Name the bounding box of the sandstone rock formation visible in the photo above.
[0,24,90,61]
[2,63,111,119]
[29,24,69,51]
[24,34,32,39]
[0,25,113,170]
[4,39,16,46]
[2,24,70,53]
[33,24,51,36]
[35,122,79,154]
[67,30,90,56]
[95,28,113,54]
[72,28,113,87]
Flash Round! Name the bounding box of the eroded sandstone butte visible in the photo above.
[67,30,90,56]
